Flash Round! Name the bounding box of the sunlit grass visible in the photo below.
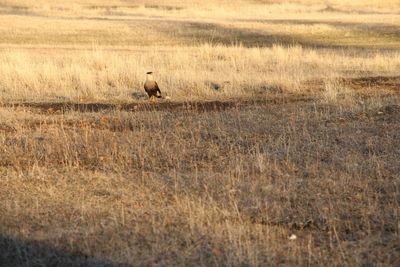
[0,1,399,266]
[0,45,398,102]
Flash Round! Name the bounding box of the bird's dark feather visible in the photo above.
[144,81,162,98]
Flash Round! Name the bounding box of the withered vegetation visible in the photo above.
[0,0,399,266]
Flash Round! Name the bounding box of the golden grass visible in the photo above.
[0,45,398,102]
[0,0,398,103]
[0,0,399,266]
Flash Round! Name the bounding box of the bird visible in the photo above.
[144,72,162,100]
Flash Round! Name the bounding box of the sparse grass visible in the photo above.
[322,79,355,105]
[1,96,399,266]
[0,0,399,266]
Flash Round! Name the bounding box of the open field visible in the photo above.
[0,0,400,266]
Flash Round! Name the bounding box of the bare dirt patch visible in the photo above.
[342,75,400,91]
[303,75,400,95]
[3,95,312,114]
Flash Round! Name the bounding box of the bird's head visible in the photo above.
[146,72,154,81]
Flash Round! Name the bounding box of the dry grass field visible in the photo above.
[0,0,399,266]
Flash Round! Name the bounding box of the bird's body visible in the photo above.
[144,72,162,99]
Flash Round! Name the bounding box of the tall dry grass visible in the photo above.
[0,0,399,266]
[0,45,399,102]
[0,0,398,103]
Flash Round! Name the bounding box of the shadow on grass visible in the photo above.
[4,96,313,114]
[172,21,299,47]
[4,9,398,49]
[22,13,396,49]
[0,234,127,267]
[78,15,398,49]
[236,19,400,38]
[131,19,397,50]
